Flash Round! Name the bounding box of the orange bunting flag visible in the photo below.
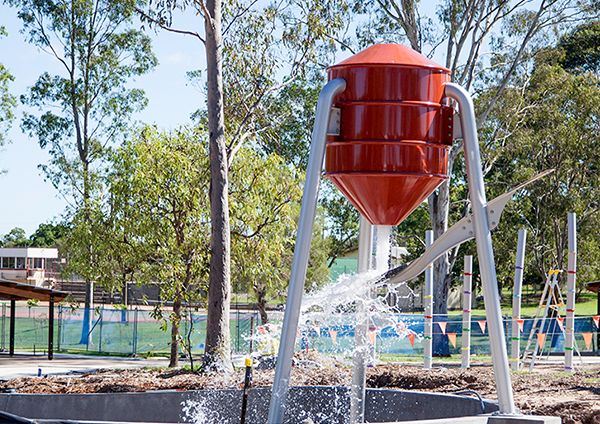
[536,333,546,346]
[448,333,457,348]
[517,319,525,332]
[478,321,487,334]
[329,330,338,345]
[369,332,376,346]
[594,316,600,329]
[407,333,415,347]
[556,317,564,332]
[312,325,321,337]
[438,321,447,335]
[258,326,266,335]
[583,332,594,350]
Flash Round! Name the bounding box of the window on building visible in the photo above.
[33,258,43,269]
[16,257,26,269]
[3,257,15,269]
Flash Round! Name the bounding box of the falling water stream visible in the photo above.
[181,225,417,423]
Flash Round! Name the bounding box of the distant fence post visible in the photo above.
[99,306,104,353]
[133,307,138,357]
[1,303,5,351]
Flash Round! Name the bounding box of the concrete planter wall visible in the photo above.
[0,386,498,424]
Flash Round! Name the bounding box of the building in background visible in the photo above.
[0,247,59,287]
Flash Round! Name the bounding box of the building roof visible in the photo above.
[0,247,59,259]
[0,279,69,302]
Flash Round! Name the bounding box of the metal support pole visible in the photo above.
[511,229,527,371]
[48,295,54,360]
[349,215,373,424]
[462,255,473,369]
[445,83,515,414]
[565,213,577,372]
[9,296,15,357]
[267,78,347,424]
[424,230,434,369]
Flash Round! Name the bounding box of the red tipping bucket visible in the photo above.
[324,44,453,225]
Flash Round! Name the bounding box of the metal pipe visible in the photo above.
[462,255,473,369]
[424,230,434,369]
[349,216,373,424]
[565,213,577,372]
[9,296,15,357]
[267,78,347,424]
[511,229,527,371]
[444,82,516,414]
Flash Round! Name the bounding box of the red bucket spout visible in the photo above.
[324,44,453,225]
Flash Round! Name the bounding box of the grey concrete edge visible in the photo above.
[385,414,561,424]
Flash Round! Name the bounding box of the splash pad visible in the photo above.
[266,44,559,424]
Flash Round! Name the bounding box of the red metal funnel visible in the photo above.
[324,44,453,225]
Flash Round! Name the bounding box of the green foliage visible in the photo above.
[0,26,16,148]
[1,227,29,247]
[484,63,600,291]
[558,21,600,74]
[29,222,69,247]
[11,0,157,203]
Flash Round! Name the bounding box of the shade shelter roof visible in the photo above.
[0,279,68,302]
[586,281,600,293]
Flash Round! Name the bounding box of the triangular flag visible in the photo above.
[536,333,546,346]
[369,332,376,346]
[258,326,266,335]
[593,316,600,329]
[448,333,457,348]
[478,321,487,333]
[556,317,564,332]
[407,333,415,347]
[312,325,321,337]
[583,332,594,350]
[517,319,524,332]
[329,330,337,345]
[438,321,447,335]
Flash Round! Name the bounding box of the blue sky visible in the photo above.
[0,5,206,236]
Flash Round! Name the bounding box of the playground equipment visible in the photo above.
[267,43,555,424]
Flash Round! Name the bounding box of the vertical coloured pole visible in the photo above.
[565,213,577,372]
[511,229,527,371]
[349,215,373,424]
[424,230,434,369]
[462,256,473,369]
[267,78,347,424]
[445,83,515,414]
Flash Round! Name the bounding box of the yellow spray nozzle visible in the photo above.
[245,358,252,367]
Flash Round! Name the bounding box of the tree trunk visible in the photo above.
[204,0,232,372]
[429,178,451,315]
[256,288,269,325]
[169,293,182,367]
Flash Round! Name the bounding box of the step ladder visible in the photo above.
[520,270,584,371]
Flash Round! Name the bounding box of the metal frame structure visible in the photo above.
[267,78,518,424]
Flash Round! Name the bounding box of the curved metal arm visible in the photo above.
[383,170,552,286]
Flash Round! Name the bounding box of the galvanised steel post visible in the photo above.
[462,255,473,369]
[267,78,347,424]
[511,229,527,371]
[565,213,577,372]
[444,83,516,414]
[424,230,434,369]
[349,215,373,424]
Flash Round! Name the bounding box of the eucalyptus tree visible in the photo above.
[0,27,16,149]
[139,0,347,370]
[7,0,157,341]
[230,147,330,324]
[484,61,600,291]
[348,0,599,313]
[107,125,211,368]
